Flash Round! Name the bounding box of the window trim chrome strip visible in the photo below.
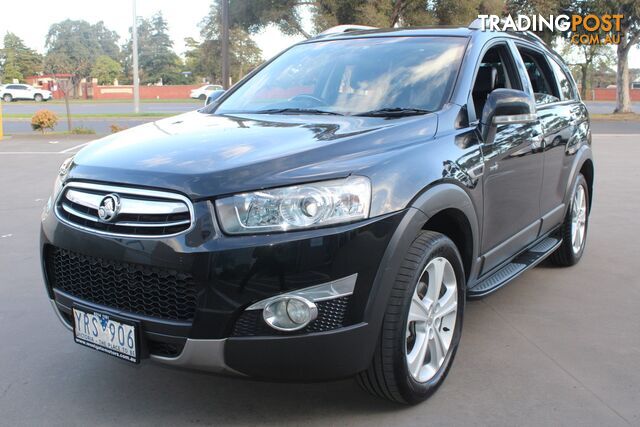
[246,273,358,311]
[54,181,195,239]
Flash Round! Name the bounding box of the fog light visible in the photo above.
[263,296,318,331]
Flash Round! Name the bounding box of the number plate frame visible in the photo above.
[72,305,141,364]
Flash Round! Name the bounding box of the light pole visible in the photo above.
[221,0,230,89]
[132,0,140,113]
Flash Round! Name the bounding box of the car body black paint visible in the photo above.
[40,26,593,380]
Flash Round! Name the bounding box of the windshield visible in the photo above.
[215,36,468,116]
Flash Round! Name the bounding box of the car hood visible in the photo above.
[70,111,438,199]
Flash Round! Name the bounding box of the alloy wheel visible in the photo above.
[571,184,587,254]
[405,256,458,383]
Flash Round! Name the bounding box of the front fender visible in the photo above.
[358,183,481,368]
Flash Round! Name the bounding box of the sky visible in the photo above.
[0,0,306,60]
[0,0,638,67]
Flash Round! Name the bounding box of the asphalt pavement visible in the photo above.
[0,129,638,426]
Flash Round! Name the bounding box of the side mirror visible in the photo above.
[480,88,536,141]
[205,90,225,106]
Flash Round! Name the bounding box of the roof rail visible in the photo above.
[468,18,484,30]
[467,18,547,45]
[317,25,378,37]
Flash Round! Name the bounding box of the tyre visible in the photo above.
[2,94,12,102]
[550,174,589,266]
[34,94,43,102]
[357,231,465,404]
[198,94,206,100]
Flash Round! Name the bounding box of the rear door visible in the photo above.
[472,41,545,274]
[514,45,588,235]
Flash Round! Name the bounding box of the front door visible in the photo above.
[471,42,545,274]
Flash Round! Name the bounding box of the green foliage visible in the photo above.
[230,0,312,38]
[110,124,127,133]
[43,20,120,78]
[70,127,96,134]
[0,33,43,83]
[1,60,22,83]
[434,0,505,26]
[123,13,190,85]
[31,110,58,134]
[92,55,122,85]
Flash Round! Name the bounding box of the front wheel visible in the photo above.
[357,231,465,404]
[34,94,43,102]
[551,174,589,266]
[2,94,12,102]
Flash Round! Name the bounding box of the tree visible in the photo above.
[598,0,640,113]
[44,20,120,96]
[0,33,43,83]
[123,13,189,85]
[506,0,568,44]
[230,0,313,38]
[561,0,612,98]
[185,2,263,84]
[312,0,394,30]
[434,0,504,26]
[562,41,613,98]
[92,55,122,85]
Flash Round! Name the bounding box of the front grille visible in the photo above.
[232,296,351,336]
[56,182,192,237]
[46,247,198,322]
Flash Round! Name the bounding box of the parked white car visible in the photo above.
[1,84,52,102]
[190,84,223,100]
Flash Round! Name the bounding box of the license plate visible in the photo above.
[72,307,139,364]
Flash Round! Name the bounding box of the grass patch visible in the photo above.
[70,127,96,135]
[590,112,640,121]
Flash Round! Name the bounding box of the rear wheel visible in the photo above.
[357,231,465,404]
[551,174,589,266]
[34,94,43,102]
[2,94,12,102]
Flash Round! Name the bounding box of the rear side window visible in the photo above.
[516,47,560,105]
[549,58,577,101]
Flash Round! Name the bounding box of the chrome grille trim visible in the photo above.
[65,188,189,215]
[55,182,194,238]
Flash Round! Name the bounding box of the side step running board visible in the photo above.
[468,237,561,298]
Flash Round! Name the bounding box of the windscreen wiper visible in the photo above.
[252,108,343,116]
[354,108,432,117]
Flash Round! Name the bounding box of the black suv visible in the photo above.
[40,23,593,404]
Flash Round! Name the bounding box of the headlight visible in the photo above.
[53,156,74,198]
[44,156,73,217]
[215,176,371,234]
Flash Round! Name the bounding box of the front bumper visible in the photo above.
[41,192,405,380]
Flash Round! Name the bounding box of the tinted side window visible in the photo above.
[471,44,522,118]
[549,58,576,101]
[517,47,560,105]
[7,85,20,89]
